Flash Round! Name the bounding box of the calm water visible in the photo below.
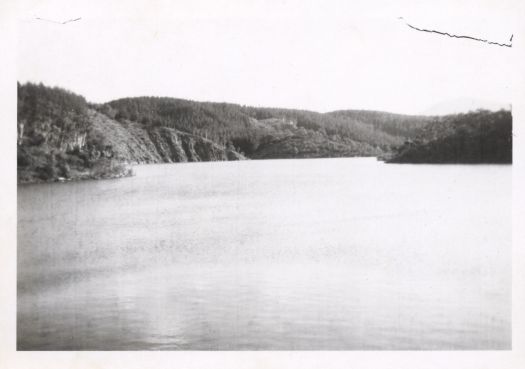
[17,158,511,350]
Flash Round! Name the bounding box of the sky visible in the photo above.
[16,0,516,115]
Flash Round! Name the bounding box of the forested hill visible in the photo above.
[102,97,449,158]
[17,82,512,183]
[17,83,244,183]
[388,110,512,164]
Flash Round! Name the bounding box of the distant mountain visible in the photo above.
[17,82,512,183]
[423,98,511,116]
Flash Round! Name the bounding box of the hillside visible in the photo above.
[103,98,446,154]
[17,82,512,183]
[388,110,512,163]
[17,83,244,183]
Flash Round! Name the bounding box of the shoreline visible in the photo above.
[17,155,514,185]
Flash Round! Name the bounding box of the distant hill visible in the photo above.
[17,82,512,183]
[103,98,403,155]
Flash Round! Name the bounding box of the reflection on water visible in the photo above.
[17,158,511,350]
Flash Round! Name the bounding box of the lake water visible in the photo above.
[17,158,511,350]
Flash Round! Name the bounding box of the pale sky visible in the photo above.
[16,0,516,114]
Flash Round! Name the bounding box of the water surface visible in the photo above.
[17,158,511,350]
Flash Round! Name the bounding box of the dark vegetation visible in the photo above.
[17,82,134,183]
[389,110,512,163]
[103,98,428,156]
[17,82,512,183]
[17,83,243,183]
